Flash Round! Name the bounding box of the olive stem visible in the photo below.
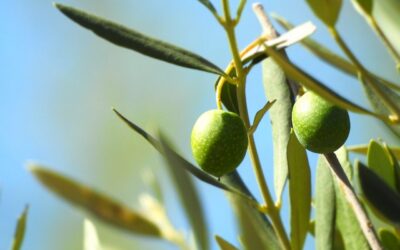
[221,1,291,249]
[324,152,382,250]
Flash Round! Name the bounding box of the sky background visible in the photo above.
[1,0,399,249]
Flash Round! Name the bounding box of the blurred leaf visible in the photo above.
[287,131,311,250]
[315,156,336,250]
[236,198,277,250]
[248,100,276,135]
[379,228,400,250]
[54,3,226,76]
[347,144,400,159]
[334,152,369,250]
[306,0,343,27]
[362,76,400,137]
[262,57,293,205]
[221,172,280,250]
[84,219,102,250]
[215,235,239,250]
[141,169,164,204]
[374,0,400,54]
[158,134,209,250]
[367,140,396,190]
[272,14,400,92]
[262,44,378,116]
[357,161,400,228]
[351,0,373,15]
[29,165,162,237]
[113,109,256,203]
[10,206,28,250]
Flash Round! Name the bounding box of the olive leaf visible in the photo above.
[351,0,374,16]
[379,229,400,250]
[367,140,397,190]
[158,134,209,250]
[29,165,162,237]
[10,206,29,250]
[215,235,240,250]
[198,0,219,17]
[357,161,400,227]
[220,172,280,250]
[287,131,311,250]
[315,156,336,250]
[263,56,293,205]
[54,3,226,76]
[248,100,276,135]
[262,44,379,116]
[83,219,103,250]
[306,0,343,27]
[112,109,256,204]
[271,14,400,92]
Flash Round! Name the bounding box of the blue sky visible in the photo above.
[1,1,398,249]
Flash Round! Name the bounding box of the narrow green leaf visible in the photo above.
[215,235,240,250]
[367,140,396,190]
[262,57,293,204]
[54,3,226,76]
[334,151,369,250]
[379,228,400,250]
[221,172,280,250]
[198,0,219,16]
[262,44,379,116]
[385,145,400,193]
[10,206,28,250]
[357,161,400,227]
[315,156,336,250]
[29,165,162,237]
[248,100,276,135]
[306,0,343,27]
[287,131,311,250]
[362,76,400,137]
[351,0,374,15]
[272,14,400,92]
[113,109,256,203]
[158,134,209,250]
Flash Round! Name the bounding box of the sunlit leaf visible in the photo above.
[262,56,293,205]
[287,131,311,250]
[367,140,396,190]
[357,161,400,227]
[84,219,102,250]
[54,3,226,76]
[262,44,379,117]
[379,228,400,250]
[272,14,400,92]
[158,134,209,250]
[29,165,162,237]
[215,235,240,250]
[10,206,28,250]
[315,156,336,250]
[113,109,255,203]
[306,0,343,27]
[334,151,369,250]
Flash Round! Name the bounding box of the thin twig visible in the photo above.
[324,152,382,250]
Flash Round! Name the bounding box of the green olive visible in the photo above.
[191,110,248,177]
[292,91,350,153]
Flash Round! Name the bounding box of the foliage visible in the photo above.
[7,0,400,249]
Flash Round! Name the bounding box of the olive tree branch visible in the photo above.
[324,152,382,250]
